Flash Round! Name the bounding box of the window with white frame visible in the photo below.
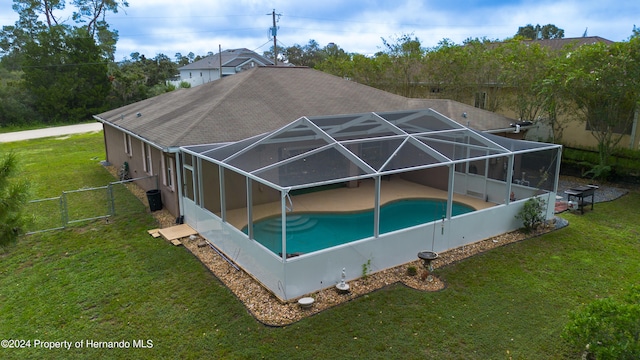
[124,133,132,156]
[161,154,175,190]
[142,143,153,174]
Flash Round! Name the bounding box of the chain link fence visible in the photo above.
[25,175,157,235]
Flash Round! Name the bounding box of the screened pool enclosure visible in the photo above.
[181,109,562,300]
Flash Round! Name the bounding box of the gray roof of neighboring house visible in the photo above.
[179,48,274,71]
[95,66,516,149]
[523,36,614,51]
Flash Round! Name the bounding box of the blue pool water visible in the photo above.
[243,199,474,256]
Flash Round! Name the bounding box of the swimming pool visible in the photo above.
[243,198,475,256]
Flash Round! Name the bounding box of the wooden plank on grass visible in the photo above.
[147,229,161,238]
[158,224,197,241]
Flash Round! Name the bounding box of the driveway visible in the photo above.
[0,122,103,143]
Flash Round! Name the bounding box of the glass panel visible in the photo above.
[474,129,552,152]
[255,147,369,187]
[309,115,362,130]
[248,216,283,256]
[183,153,192,166]
[380,141,442,172]
[487,156,509,182]
[343,138,404,171]
[223,170,247,230]
[203,133,269,161]
[382,112,460,133]
[183,168,194,201]
[201,161,221,216]
[226,138,329,173]
[468,159,486,176]
[515,149,559,191]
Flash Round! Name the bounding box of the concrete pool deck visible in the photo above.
[225,178,497,230]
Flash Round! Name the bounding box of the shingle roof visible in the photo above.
[178,48,274,71]
[95,66,516,149]
[523,36,614,51]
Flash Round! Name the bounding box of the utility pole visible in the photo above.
[267,9,281,65]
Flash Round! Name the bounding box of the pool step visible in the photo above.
[260,216,318,233]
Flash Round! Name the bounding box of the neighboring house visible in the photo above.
[94,66,526,220]
[171,48,274,88]
[471,36,640,150]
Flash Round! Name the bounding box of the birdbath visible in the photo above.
[417,251,438,282]
[335,268,350,293]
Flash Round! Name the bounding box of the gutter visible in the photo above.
[484,122,536,135]
[93,115,171,153]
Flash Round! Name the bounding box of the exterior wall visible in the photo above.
[102,125,180,217]
[176,69,222,88]
[400,167,449,190]
[185,196,546,301]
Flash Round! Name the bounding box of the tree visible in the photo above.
[0,67,42,126]
[281,40,326,67]
[550,38,640,166]
[497,40,557,124]
[516,24,564,40]
[1,0,128,61]
[379,33,425,97]
[22,26,111,123]
[0,152,30,248]
[106,59,147,107]
[425,38,502,111]
[563,286,640,359]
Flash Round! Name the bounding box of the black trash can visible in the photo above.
[146,189,162,212]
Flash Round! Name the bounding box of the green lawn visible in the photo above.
[1,132,639,359]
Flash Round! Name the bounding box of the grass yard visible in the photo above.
[1,132,639,359]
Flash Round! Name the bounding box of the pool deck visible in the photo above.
[226,178,496,230]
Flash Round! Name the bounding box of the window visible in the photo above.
[474,92,487,110]
[162,154,175,191]
[124,133,132,156]
[142,143,153,174]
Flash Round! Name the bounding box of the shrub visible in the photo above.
[406,266,417,276]
[0,152,31,247]
[562,286,640,359]
[514,197,546,233]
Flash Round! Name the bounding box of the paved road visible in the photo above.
[0,122,103,143]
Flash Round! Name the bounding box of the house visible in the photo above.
[94,66,562,300]
[173,48,274,87]
[467,36,640,150]
[94,66,527,220]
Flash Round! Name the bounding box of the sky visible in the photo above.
[0,0,638,61]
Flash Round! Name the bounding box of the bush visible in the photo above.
[0,152,31,247]
[514,196,546,233]
[406,266,417,276]
[562,286,640,359]
[582,164,613,181]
